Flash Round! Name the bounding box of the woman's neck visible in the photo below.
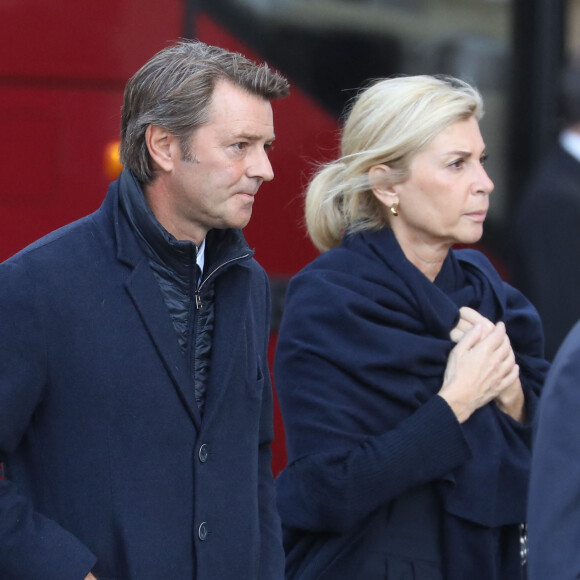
[394,232,450,282]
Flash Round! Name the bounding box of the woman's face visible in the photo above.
[388,116,494,255]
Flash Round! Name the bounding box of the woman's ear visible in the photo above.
[369,164,398,208]
[145,125,179,173]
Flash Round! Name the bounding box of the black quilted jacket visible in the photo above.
[119,169,253,414]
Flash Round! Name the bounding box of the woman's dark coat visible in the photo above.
[0,176,284,580]
[274,228,548,580]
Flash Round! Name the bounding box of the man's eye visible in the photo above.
[233,142,248,150]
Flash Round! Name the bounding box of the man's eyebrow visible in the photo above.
[235,132,276,142]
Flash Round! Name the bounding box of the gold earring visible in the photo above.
[390,202,399,217]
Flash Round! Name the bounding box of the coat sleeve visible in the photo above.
[275,395,470,534]
[0,260,97,580]
[255,269,285,580]
[527,321,580,579]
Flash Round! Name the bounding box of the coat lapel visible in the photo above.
[124,259,202,429]
[112,188,202,430]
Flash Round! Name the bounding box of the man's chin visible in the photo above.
[222,212,253,231]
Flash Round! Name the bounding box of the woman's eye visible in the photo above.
[450,159,464,169]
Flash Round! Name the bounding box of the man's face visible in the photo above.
[156,79,276,244]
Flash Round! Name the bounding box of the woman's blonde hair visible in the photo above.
[305,75,484,252]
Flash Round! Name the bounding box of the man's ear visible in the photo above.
[368,164,398,207]
[145,125,178,173]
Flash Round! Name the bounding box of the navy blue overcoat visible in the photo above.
[528,319,580,578]
[0,180,284,580]
[275,228,548,580]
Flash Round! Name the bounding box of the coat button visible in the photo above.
[198,444,208,463]
[198,522,208,541]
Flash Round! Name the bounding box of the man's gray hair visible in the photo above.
[120,40,290,183]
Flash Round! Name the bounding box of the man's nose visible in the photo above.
[248,149,274,182]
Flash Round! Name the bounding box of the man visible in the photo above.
[511,56,580,360]
[0,40,289,580]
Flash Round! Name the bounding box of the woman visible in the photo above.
[274,75,548,580]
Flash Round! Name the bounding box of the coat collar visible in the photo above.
[100,175,202,428]
[100,172,258,431]
[114,168,254,281]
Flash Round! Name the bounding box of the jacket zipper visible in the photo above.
[189,249,251,399]
[194,252,251,310]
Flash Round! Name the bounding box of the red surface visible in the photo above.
[0,0,183,80]
[0,87,123,260]
[0,0,184,260]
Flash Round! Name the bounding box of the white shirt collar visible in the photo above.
[559,129,580,162]
[196,239,206,275]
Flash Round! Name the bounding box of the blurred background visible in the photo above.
[0,0,573,471]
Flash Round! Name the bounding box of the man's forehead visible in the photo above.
[205,111,275,141]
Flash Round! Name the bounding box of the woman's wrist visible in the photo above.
[495,379,526,423]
